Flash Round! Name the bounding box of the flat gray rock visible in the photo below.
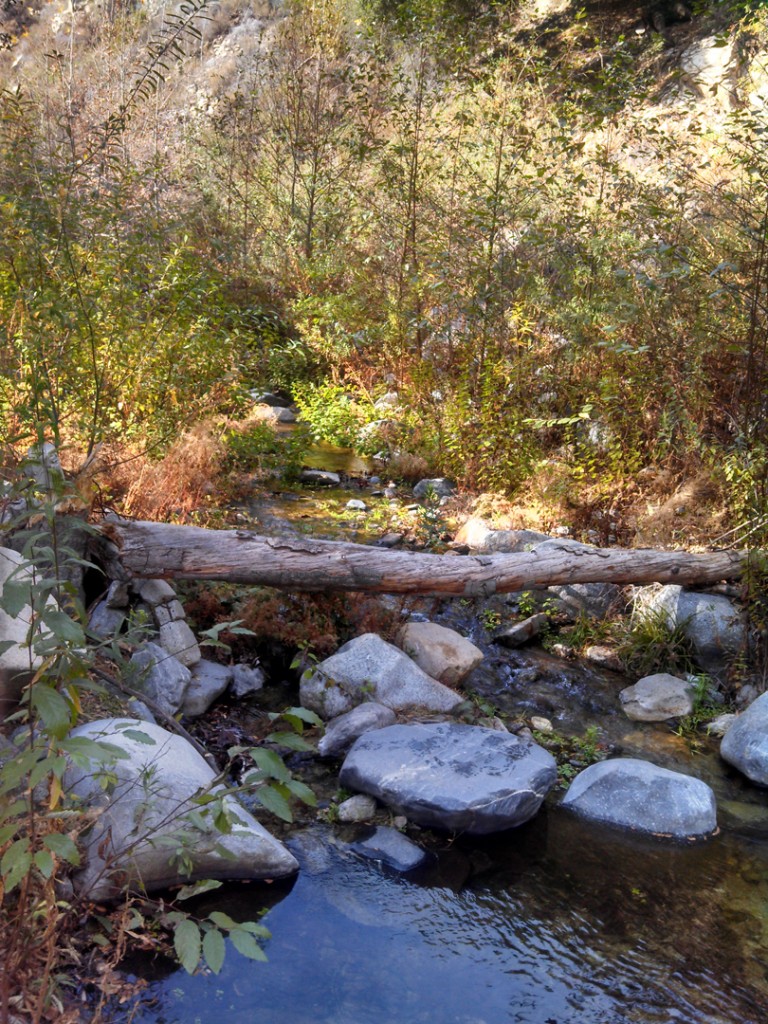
[413,477,456,500]
[300,469,341,487]
[64,719,299,900]
[493,613,548,649]
[348,826,428,872]
[620,673,694,722]
[318,702,397,758]
[87,599,126,640]
[550,582,621,621]
[720,692,768,785]
[340,722,557,834]
[158,619,201,667]
[181,660,233,717]
[129,642,191,717]
[301,633,463,720]
[336,794,378,823]
[562,758,717,839]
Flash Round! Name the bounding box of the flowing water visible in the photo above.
[116,456,768,1024]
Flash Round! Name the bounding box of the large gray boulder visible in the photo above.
[634,585,744,674]
[562,758,718,839]
[64,719,299,900]
[720,692,768,785]
[300,633,463,720]
[181,660,233,717]
[396,621,483,685]
[619,673,695,722]
[340,722,557,834]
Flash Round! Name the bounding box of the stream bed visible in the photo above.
[114,454,768,1024]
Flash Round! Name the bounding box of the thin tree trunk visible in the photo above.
[98,518,746,596]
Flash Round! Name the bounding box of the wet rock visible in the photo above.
[65,718,299,900]
[300,469,341,487]
[105,581,131,609]
[562,758,717,839]
[300,633,463,720]
[340,722,557,834]
[413,477,456,500]
[230,663,266,698]
[493,613,548,648]
[181,660,233,717]
[720,692,768,785]
[158,619,201,667]
[129,642,191,717]
[348,826,428,872]
[87,599,126,640]
[619,673,695,722]
[336,794,378,823]
[318,702,397,758]
[634,585,745,675]
[584,645,623,672]
[396,621,483,685]
[706,713,738,738]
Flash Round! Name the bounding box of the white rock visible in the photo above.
[65,719,298,900]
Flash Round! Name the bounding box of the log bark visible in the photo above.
[98,518,747,597]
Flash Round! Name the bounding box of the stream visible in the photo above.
[115,446,768,1024]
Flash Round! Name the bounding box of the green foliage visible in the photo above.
[292,382,378,449]
[617,608,697,679]
[223,422,312,480]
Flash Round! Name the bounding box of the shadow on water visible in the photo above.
[115,810,768,1024]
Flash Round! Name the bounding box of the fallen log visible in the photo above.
[98,518,747,597]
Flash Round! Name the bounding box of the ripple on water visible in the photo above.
[117,813,768,1024]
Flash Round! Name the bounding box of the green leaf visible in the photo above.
[280,706,323,728]
[237,920,271,939]
[174,919,202,974]
[229,927,267,962]
[202,926,226,975]
[176,878,223,901]
[1,838,32,892]
[255,784,292,823]
[39,607,84,645]
[267,732,314,752]
[30,686,73,738]
[250,748,290,783]
[207,910,238,930]
[284,778,317,806]
[0,579,32,618]
[33,849,54,879]
[42,833,81,865]
[0,823,19,845]
[121,729,156,745]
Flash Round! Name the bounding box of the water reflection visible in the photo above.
[117,812,768,1024]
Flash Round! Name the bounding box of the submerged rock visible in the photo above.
[396,621,483,685]
[348,825,428,872]
[65,719,299,900]
[619,673,695,722]
[300,633,463,720]
[340,722,557,834]
[720,692,768,785]
[562,758,718,839]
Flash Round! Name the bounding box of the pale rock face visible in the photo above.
[721,692,768,786]
[396,621,483,685]
[0,547,47,710]
[64,719,299,900]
